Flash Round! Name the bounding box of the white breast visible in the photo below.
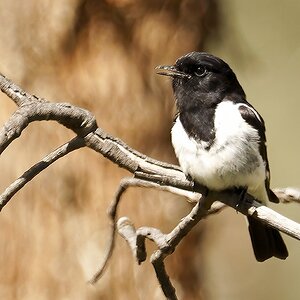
[171,101,267,202]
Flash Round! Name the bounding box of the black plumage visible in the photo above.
[156,51,288,262]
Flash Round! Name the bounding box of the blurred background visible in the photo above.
[0,0,299,299]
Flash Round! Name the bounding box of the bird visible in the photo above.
[156,51,288,262]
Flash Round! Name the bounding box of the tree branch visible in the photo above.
[0,136,85,210]
[1,73,299,299]
[93,178,300,299]
[88,177,203,285]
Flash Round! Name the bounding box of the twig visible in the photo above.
[151,250,178,300]
[89,177,203,284]
[148,194,215,300]
[0,74,97,154]
[0,136,85,210]
[115,191,215,299]
[113,188,300,299]
[274,187,300,204]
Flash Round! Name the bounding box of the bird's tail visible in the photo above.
[247,216,288,262]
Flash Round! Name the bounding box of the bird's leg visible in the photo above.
[185,173,194,183]
[234,187,248,211]
[197,184,209,197]
[185,174,209,198]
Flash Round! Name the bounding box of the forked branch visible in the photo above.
[0,73,299,299]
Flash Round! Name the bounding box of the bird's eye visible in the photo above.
[195,66,207,77]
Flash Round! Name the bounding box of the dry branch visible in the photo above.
[0,73,299,299]
[0,136,85,209]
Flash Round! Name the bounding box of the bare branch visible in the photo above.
[1,73,300,299]
[114,189,215,299]
[151,251,178,300]
[113,186,300,299]
[0,136,85,210]
[0,74,97,154]
[274,187,300,204]
[117,217,178,299]
[89,177,202,284]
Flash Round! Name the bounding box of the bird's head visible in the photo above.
[156,52,245,111]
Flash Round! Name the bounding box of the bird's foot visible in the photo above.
[234,187,247,213]
[185,174,209,197]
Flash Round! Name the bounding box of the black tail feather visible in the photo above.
[247,216,288,262]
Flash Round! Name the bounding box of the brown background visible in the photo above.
[0,0,299,299]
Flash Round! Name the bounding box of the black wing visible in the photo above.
[238,103,279,203]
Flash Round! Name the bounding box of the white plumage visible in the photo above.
[171,100,268,204]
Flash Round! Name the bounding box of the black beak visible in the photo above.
[155,65,190,79]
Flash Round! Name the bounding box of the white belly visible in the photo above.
[171,101,267,202]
